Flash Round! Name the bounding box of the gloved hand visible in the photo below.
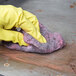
[0,28,29,46]
[19,10,47,44]
[0,5,47,46]
[4,23,65,53]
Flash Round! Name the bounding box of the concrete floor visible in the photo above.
[0,56,75,76]
[0,0,76,76]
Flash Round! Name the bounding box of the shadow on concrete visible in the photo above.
[0,74,4,76]
[0,0,29,7]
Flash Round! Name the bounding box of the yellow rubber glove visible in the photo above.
[0,5,47,46]
[19,10,47,43]
[0,28,29,46]
[19,16,46,43]
[0,5,29,46]
[23,10,40,32]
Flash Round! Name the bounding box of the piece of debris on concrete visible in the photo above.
[73,2,76,6]
[70,2,76,8]
[4,63,10,67]
[70,5,75,8]
[35,9,43,12]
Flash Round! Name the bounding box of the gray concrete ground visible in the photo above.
[0,0,76,76]
[0,56,75,76]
